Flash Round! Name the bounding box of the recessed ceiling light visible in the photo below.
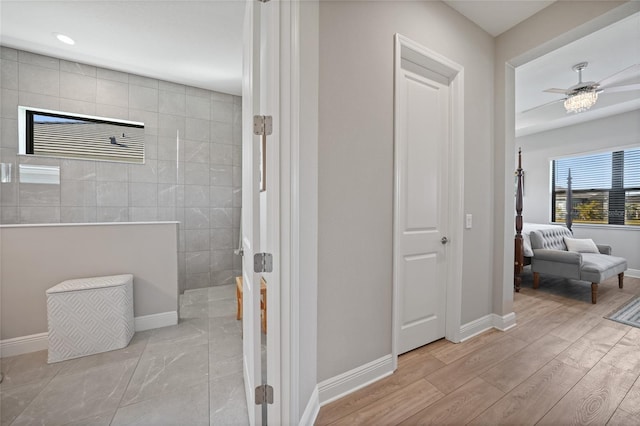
[54,33,75,45]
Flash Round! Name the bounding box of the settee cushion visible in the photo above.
[580,253,627,283]
[564,237,599,253]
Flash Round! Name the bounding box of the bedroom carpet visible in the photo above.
[606,296,640,328]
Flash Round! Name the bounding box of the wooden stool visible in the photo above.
[236,276,267,333]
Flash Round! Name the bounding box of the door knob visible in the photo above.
[441,237,449,244]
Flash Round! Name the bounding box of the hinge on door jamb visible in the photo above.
[254,253,273,273]
[255,384,274,405]
[253,115,273,136]
[258,0,270,3]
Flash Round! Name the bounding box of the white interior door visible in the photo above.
[395,67,450,355]
[242,1,263,424]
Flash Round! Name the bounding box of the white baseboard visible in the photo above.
[1,311,178,358]
[459,312,517,342]
[318,354,394,406]
[626,269,640,279]
[134,311,178,332]
[299,386,320,426]
[0,333,48,358]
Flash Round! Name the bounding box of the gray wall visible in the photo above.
[317,1,494,382]
[0,47,242,292]
[0,222,178,340]
[517,111,640,271]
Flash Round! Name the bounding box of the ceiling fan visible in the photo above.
[523,62,640,114]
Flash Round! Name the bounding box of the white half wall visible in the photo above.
[0,222,179,341]
[517,110,640,270]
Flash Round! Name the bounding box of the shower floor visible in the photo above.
[1,284,248,425]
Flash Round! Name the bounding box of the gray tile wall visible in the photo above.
[0,47,242,292]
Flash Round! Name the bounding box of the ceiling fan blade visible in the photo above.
[543,88,568,94]
[598,64,640,87]
[603,83,640,93]
[521,98,564,114]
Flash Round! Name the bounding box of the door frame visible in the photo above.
[392,34,465,367]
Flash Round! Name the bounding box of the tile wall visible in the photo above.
[0,47,242,292]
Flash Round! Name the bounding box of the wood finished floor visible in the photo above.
[316,272,640,425]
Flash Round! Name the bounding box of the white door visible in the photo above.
[242,0,264,424]
[395,67,449,355]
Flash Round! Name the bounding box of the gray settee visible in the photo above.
[529,227,627,304]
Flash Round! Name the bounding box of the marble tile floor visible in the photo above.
[1,284,249,426]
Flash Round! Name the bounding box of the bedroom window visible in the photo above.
[552,148,640,226]
[18,106,145,164]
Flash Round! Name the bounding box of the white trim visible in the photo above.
[626,269,640,279]
[299,386,320,426]
[458,312,517,342]
[318,355,394,406]
[392,33,465,364]
[0,311,177,358]
[0,333,48,358]
[134,311,178,332]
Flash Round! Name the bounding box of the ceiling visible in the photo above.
[0,0,246,95]
[515,12,640,137]
[1,1,636,136]
[443,0,556,37]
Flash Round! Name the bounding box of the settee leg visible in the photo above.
[618,272,624,289]
[591,283,598,304]
[533,272,539,289]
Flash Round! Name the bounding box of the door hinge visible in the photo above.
[258,0,271,3]
[255,384,274,405]
[253,115,273,136]
[254,253,273,273]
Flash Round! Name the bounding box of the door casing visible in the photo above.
[392,34,465,367]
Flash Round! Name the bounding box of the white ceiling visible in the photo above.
[443,0,556,37]
[0,0,246,95]
[1,0,636,136]
[515,12,640,137]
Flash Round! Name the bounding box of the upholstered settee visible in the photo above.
[529,227,627,304]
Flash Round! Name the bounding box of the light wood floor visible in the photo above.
[316,272,640,425]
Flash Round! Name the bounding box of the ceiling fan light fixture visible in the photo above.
[564,89,598,113]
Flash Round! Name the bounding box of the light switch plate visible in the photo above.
[466,214,472,229]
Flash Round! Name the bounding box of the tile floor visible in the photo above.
[1,284,249,426]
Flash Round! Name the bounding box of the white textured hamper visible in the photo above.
[46,274,135,363]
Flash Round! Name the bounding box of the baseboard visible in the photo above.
[134,311,178,332]
[1,311,178,358]
[459,312,517,342]
[299,386,320,426]
[0,333,48,358]
[626,269,640,279]
[318,354,394,406]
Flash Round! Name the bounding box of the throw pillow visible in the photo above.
[564,237,599,253]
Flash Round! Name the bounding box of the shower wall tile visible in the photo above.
[61,181,97,206]
[5,48,242,291]
[210,186,232,208]
[96,162,129,182]
[97,79,129,107]
[129,85,158,112]
[59,98,96,116]
[61,206,97,223]
[210,144,233,165]
[185,207,209,230]
[61,160,96,181]
[19,183,60,206]
[19,206,60,223]
[60,72,96,103]
[19,64,59,97]
[97,181,128,206]
[210,165,233,187]
[186,95,210,120]
[60,60,97,77]
[185,162,209,185]
[1,60,19,90]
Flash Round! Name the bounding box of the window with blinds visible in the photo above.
[19,107,144,164]
[552,147,640,226]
